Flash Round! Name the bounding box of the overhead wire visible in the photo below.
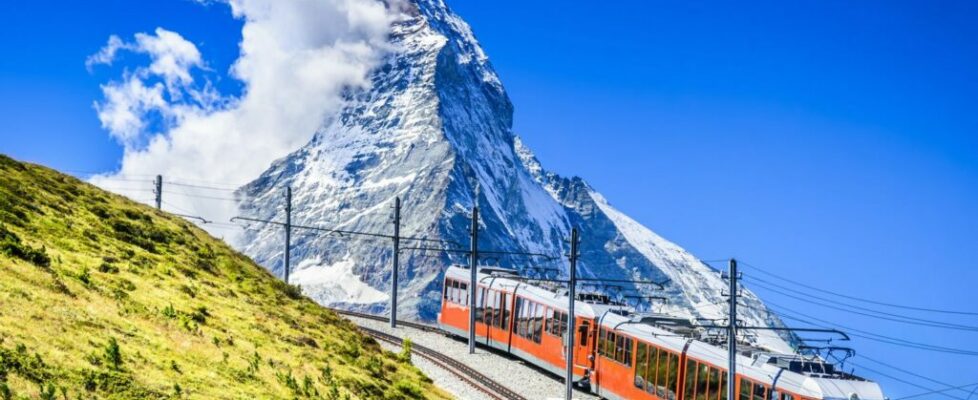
[858,354,975,397]
[753,301,978,356]
[164,189,240,202]
[743,276,978,331]
[164,181,238,192]
[846,361,967,400]
[895,382,978,400]
[740,261,978,316]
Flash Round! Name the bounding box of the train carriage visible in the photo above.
[438,266,885,400]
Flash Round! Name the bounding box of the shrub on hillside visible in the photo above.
[0,224,51,267]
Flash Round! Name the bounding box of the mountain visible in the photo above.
[236,0,794,352]
[0,155,448,400]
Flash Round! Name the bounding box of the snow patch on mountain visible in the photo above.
[292,257,390,305]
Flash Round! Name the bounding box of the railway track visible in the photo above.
[333,310,528,400]
[333,309,442,333]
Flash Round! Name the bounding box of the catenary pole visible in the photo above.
[284,187,292,284]
[154,175,162,210]
[468,204,479,354]
[728,258,738,400]
[391,197,401,328]
[565,228,579,400]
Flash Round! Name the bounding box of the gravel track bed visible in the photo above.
[347,316,600,400]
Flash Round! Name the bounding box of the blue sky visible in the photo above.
[2,1,977,397]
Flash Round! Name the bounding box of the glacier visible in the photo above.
[234,0,794,353]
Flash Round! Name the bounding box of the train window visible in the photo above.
[599,329,613,359]
[578,321,589,346]
[501,294,511,329]
[459,282,468,305]
[545,307,554,335]
[713,369,725,400]
[533,302,545,343]
[443,279,451,300]
[452,280,461,303]
[655,349,669,395]
[496,293,505,328]
[519,301,529,338]
[514,297,523,335]
[623,337,633,366]
[717,370,727,400]
[486,290,499,326]
[739,379,752,400]
[614,335,625,362]
[597,329,605,357]
[526,301,540,340]
[517,299,534,339]
[643,346,657,393]
[635,341,657,392]
[483,291,493,324]
[559,312,568,337]
[655,351,678,399]
[781,393,794,400]
[697,363,711,400]
[683,361,697,400]
[493,292,503,328]
[635,342,649,389]
[753,383,767,400]
[485,291,493,326]
[599,329,608,358]
[635,342,648,390]
[475,288,485,321]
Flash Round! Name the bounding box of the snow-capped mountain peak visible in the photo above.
[236,0,794,353]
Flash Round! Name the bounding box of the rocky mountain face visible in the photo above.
[236,0,793,352]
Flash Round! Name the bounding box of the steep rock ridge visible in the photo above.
[237,0,793,352]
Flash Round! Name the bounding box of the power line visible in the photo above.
[859,354,975,397]
[166,177,244,189]
[756,301,978,356]
[98,186,156,193]
[740,261,978,316]
[744,276,978,331]
[164,190,240,202]
[164,181,238,192]
[90,177,155,184]
[161,200,195,215]
[847,361,967,400]
[230,215,448,245]
[62,170,156,179]
[896,382,978,400]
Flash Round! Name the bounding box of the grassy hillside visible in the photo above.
[0,155,450,400]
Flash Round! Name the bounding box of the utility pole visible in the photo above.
[565,228,580,400]
[468,203,479,354]
[154,175,162,210]
[390,197,401,329]
[727,258,738,400]
[284,187,292,284]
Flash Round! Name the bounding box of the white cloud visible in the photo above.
[85,35,126,70]
[135,28,204,89]
[88,0,403,242]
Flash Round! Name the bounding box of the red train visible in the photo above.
[438,266,885,400]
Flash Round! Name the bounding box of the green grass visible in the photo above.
[0,154,451,400]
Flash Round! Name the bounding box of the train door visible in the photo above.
[574,319,593,369]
